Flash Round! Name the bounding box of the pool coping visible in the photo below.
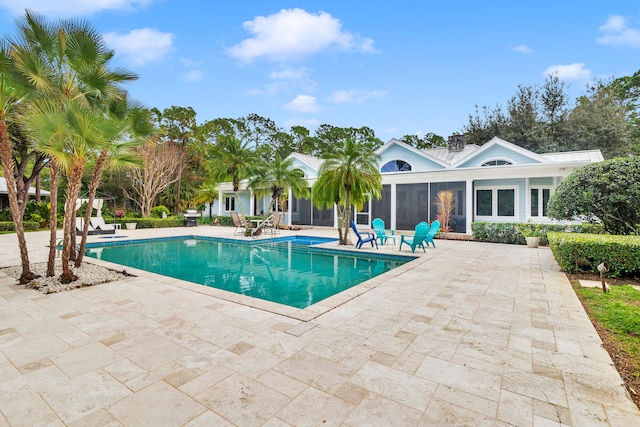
[85,235,424,321]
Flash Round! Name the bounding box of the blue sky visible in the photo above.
[0,1,639,141]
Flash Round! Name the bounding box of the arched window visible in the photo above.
[381,160,412,172]
[480,159,513,167]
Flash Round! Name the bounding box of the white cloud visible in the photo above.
[513,44,533,53]
[103,28,174,66]
[245,82,288,96]
[0,0,153,17]
[543,63,591,80]
[226,8,376,62]
[596,14,640,48]
[181,70,203,82]
[285,94,320,113]
[328,89,386,104]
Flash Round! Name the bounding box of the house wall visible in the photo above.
[457,145,541,168]
[379,144,445,172]
[474,178,527,222]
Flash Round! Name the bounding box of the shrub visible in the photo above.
[548,232,640,278]
[0,221,40,232]
[472,222,602,246]
[150,205,170,218]
[547,157,640,235]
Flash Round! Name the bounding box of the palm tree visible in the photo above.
[194,181,219,219]
[208,134,260,213]
[312,138,382,245]
[248,153,309,214]
[74,101,150,267]
[12,11,138,283]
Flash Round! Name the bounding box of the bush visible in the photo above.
[117,217,184,229]
[0,209,12,221]
[547,157,640,235]
[150,205,170,218]
[548,232,640,278]
[0,221,40,232]
[472,222,603,245]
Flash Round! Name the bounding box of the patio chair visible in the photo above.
[252,214,273,238]
[350,220,378,249]
[76,217,98,235]
[424,220,440,248]
[267,212,281,235]
[90,217,115,234]
[399,222,430,253]
[372,218,396,246]
[231,211,246,235]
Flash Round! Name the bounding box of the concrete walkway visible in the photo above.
[1,227,639,426]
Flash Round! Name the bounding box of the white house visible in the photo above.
[0,177,50,210]
[210,137,603,236]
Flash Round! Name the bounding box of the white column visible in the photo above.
[249,190,254,216]
[218,189,223,216]
[287,188,293,226]
[390,183,397,230]
[465,180,473,235]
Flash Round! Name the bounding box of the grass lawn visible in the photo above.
[571,280,640,408]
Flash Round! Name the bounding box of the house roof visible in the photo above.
[287,152,324,171]
[540,150,604,163]
[377,138,450,168]
[449,136,550,168]
[0,177,50,196]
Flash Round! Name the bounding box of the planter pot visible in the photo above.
[525,236,541,248]
[125,222,137,230]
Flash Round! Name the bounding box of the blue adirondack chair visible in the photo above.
[424,220,440,248]
[350,221,378,249]
[372,218,396,246]
[399,222,430,253]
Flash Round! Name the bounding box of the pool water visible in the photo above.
[85,236,412,309]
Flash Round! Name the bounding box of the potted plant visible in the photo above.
[518,221,542,248]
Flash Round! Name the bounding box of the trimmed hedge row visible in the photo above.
[548,232,640,278]
[471,222,603,246]
[0,221,40,232]
[110,217,185,229]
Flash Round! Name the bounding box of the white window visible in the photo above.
[480,159,513,167]
[475,187,517,219]
[224,196,236,212]
[530,187,551,217]
[381,159,412,172]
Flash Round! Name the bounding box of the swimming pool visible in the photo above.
[85,236,413,309]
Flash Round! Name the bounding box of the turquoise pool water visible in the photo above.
[85,236,413,309]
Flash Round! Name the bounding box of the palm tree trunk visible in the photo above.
[0,110,37,283]
[46,162,59,276]
[60,159,84,283]
[174,166,183,215]
[76,152,107,267]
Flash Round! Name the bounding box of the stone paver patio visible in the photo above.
[1,226,639,426]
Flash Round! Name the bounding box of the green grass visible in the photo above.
[574,284,640,359]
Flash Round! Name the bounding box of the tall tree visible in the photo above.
[248,154,309,213]
[540,73,571,151]
[312,138,382,245]
[124,139,182,217]
[400,133,446,150]
[207,134,260,213]
[152,106,197,215]
[566,81,630,158]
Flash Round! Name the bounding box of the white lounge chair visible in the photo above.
[76,217,99,235]
[90,217,116,234]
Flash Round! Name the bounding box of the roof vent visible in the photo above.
[447,134,466,151]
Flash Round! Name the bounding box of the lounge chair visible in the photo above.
[399,222,430,253]
[90,217,116,234]
[372,218,396,246]
[350,221,378,249]
[230,211,246,235]
[76,217,98,235]
[424,220,441,248]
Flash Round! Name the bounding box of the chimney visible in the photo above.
[447,134,466,151]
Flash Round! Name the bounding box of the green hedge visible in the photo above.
[109,217,185,229]
[471,222,604,245]
[0,221,40,232]
[548,232,640,278]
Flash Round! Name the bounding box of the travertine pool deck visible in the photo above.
[1,226,639,426]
